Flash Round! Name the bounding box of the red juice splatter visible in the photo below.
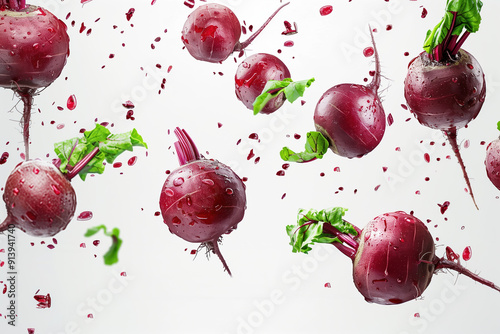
[0,261,4,267]
[276,170,285,176]
[247,149,255,160]
[2,284,6,294]
[446,246,460,262]
[424,153,430,163]
[294,133,301,139]
[47,244,55,249]
[363,47,374,57]
[387,113,394,126]
[462,246,472,261]
[87,314,93,319]
[190,249,197,255]
[282,163,290,170]
[421,7,428,18]
[438,201,450,214]
[34,293,51,309]
[382,166,388,172]
[93,240,100,246]
[324,282,331,288]
[80,243,86,248]
[128,156,137,166]
[67,95,77,110]
[122,100,135,109]
[125,8,135,21]
[77,211,93,221]
[281,193,286,199]
[28,329,35,334]
[386,24,392,31]
[284,40,294,47]
[0,152,9,165]
[334,167,340,172]
[319,5,333,16]
[249,133,259,140]
[126,110,135,120]
[79,22,86,33]
[113,162,122,168]
[120,272,127,277]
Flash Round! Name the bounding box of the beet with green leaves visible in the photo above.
[181,2,289,63]
[0,0,70,160]
[279,28,385,163]
[159,128,246,276]
[287,207,500,305]
[404,0,485,209]
[0,124,147,237]
[235,53,314,115]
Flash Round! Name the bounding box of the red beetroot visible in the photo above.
[159,128,246,276]
[235,53,291,114]
[404,0,485,208]
[485,123,500,190]
[181,3,289,63]
[287,207,500,305]
[0,0,70,160]
[0,125,147,238]
[0,160,76,237]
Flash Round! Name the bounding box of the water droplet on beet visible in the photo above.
[202,179,214,186]
[172,216,181,225]
[173,177,184,186]
[319,5,333,16]
[67,95,77,110]
[467,63,474,70]
[33,167,40,174]
[26,211,37,222]
[12,188,19,195]
[164,188,175,197]
[226,188,234,195]
[51,185,61,195]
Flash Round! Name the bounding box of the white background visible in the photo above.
[1,0,500,333]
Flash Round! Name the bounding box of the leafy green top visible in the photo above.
[423,0,482,59]
[280,131,329,163]
[54,124,148,180]
[253,78,315,115]
[85,225,123,265]
[286,207,357,254]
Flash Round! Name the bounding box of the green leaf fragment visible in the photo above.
[280,131,329,163]
[253,78,315,115]
[84,225,123,266]
[54,124,148,181]
[287,207,355,254]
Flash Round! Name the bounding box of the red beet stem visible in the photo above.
[234,2,290,52]
[435,257,500,292]
[65,147,100,180]
[207,240,232,277]
[174,127,200,165]
[17,88,35,161]
[444,128,478,210]
[451,31,471,56]
[367,26,381,93]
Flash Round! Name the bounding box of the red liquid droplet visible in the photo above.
[67,95,77,110]
[319,5,333,16]
[438,201,450,214]
[202,179,214,186]
[284,40,294,47]
[125,8,135,21]
[0,152,9,165]
[113,162,122,168]
[34,293,51,308]
[462,246,472,261]
[424,153,430,163]
[173,177,184,186]
[387,113,394,126]
[276,170,285,176]
[128,156,137,166]
[93,240,100,246]
[363,47,374,57]
[421,8,428,18]
[51,185,61,195]
[77,211,93,221]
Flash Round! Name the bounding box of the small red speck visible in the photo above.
[120,272,127,276]
[281,193,286,199]
[34,293,51,309]
[28,328,35,334]
[249,133,259,140]
[154,211,161,216]
[424,153,430,163]
[47,244,55,249]
[374,184,381,191]
[284,40,294,47]
[67,95,77,110]
[184,0,195,8]
[294,133,301,139]
[282,163,290,170]
[190,249,197,255]
[387,113,394,126]
[400,104,408,110]
[87,314,93,319]
[128,156,137,166]
[404,51,409,56]
[93,240,100,246]
[276,170,285,176]
[425,177,430,181]
[217,122,223,128]
[80,243,86,248]
[334,167,340,172]
[464,139,470,149]
[382,167,388,172]
[414,313,420,318]
[113,162,122,168]
[0,261,4,267]
[3,284,6,294]
[122,100,135,109]
[421,7,428,18]
[386,24,392,31]
[125,8,135,21]
[319,5,333,16]
[247,149,255,161]
[324,282,331,288]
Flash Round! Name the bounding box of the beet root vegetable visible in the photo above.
[280,28,385,162]
[0,0,70,160]
[181,2,289,63]
[159,127,247,276]
[0,124,147,238]
[484,122,500,190]
[0,160,76,237]
[404,0,485,209]
[287,207,500,305]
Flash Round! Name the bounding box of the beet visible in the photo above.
[0,1,70,160]
[235,53,291,114]
[0,160,76,237]
[159,128,246,276]
[287,207,500,305]
[181,3,289,63]
[485,132,500,190]
[403,0,485,208]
